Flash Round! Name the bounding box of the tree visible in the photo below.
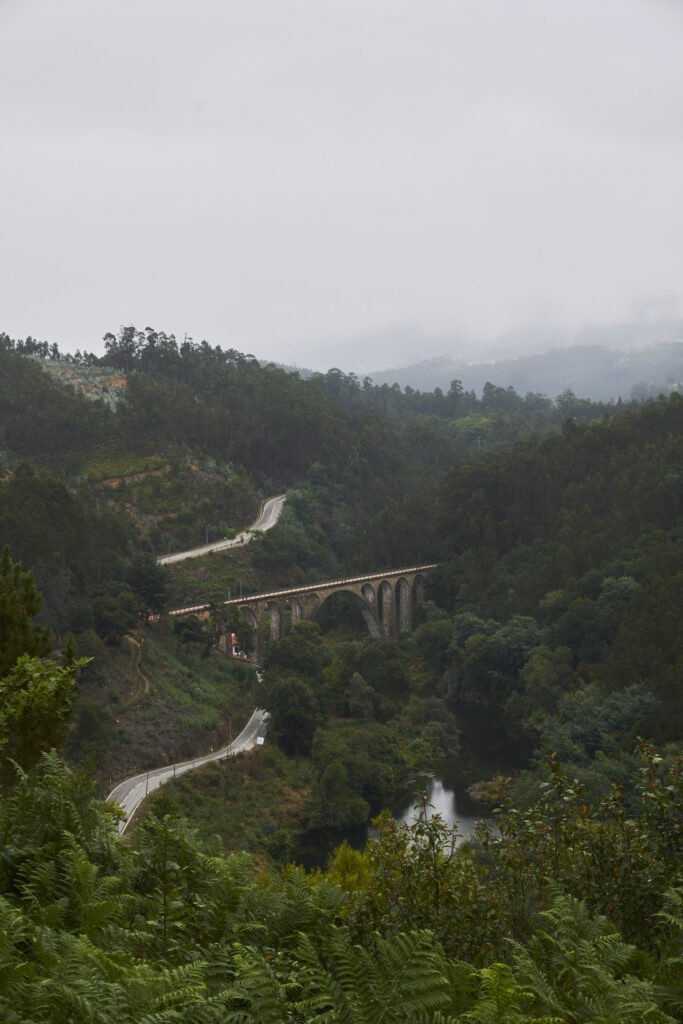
[515,644,573,720]
[173,615,210,656]
[346,671,374,718]
[413,617,454,674]
[0,656,80,769]
[355,806,494,963]
[127,552,168,616]
[264,621,327,682]
[262,674,321,756]
[92,582,142,643]
[309,759,370,828]
[0,545,50,677]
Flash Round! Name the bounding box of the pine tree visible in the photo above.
[0,545,50,677]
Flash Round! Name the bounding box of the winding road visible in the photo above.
[107,708,270,834]
[158,494,286,565]
[109,495,284,831]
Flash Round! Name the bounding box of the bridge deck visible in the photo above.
[168,563,439,618]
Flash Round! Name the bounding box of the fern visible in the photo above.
[653,886,683,1018]
[459,962,561,1023]
[222,942,289,1024]
[509,892,676,1023]
[291,926,459,1023]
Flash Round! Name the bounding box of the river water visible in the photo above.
[397,774,481,843]
[396,704,529,840]
[295,705,529,867]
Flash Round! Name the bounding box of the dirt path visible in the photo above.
[124,635,150,702]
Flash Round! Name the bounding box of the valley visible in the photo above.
[0,327,681,1021]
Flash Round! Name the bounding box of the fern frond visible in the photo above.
[511,892,676,1023]
[222,942,288,1024]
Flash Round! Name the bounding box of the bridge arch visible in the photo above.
[267,602,282,644]
[290,596,303,626]
[309,587,382,639]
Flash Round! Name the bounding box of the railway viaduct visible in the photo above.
[169,564,438,661]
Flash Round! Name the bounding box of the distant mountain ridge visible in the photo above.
[366,342,683,401]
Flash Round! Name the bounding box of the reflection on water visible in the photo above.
[399,775,479,844]
[295,705,530,869]
[397,704,531,842]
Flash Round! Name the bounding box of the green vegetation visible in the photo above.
[0,544,51,675]
[416,394,683,798]
[150,618,451,852]
[0,747,678,1022]
[0,326,620,651]
[0,323,682,1019]
[68,622,258,786]
[145,745,312,861]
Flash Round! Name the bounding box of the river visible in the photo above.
[296,704,530,866]
[396,704,530,839]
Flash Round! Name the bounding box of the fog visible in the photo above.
[2,0,683,370]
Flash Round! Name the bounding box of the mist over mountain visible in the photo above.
[365,343,683,402]
[288,317,683,401]
[363,326,683,402]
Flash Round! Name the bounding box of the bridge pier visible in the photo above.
[379,580,395,638]
[268,602,282,644]
[396,577,412,634]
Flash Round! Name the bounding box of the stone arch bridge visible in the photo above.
[169,564,438,661]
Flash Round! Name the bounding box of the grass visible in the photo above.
[165,545,265,607]
[142,744,313,865]
[69,620,259,792]
[82,451,169,481]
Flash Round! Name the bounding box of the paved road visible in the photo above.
[158,494,286,565]
[107,708,270,834]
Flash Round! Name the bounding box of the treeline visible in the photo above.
[1,325,630,482]
[1,329,335,483]
[309,364,618,430]
[0,331,99,363]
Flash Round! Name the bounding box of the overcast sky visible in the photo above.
[2,0,683,370]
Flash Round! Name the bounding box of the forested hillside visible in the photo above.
[1,326,680,770]
[369,338,683,401]
[413,394,683,799]
[0,325,681,1021]
[0,326,627,637]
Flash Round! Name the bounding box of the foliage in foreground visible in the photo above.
[0,748,679,1022]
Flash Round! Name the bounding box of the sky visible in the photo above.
[2,0,683,371]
